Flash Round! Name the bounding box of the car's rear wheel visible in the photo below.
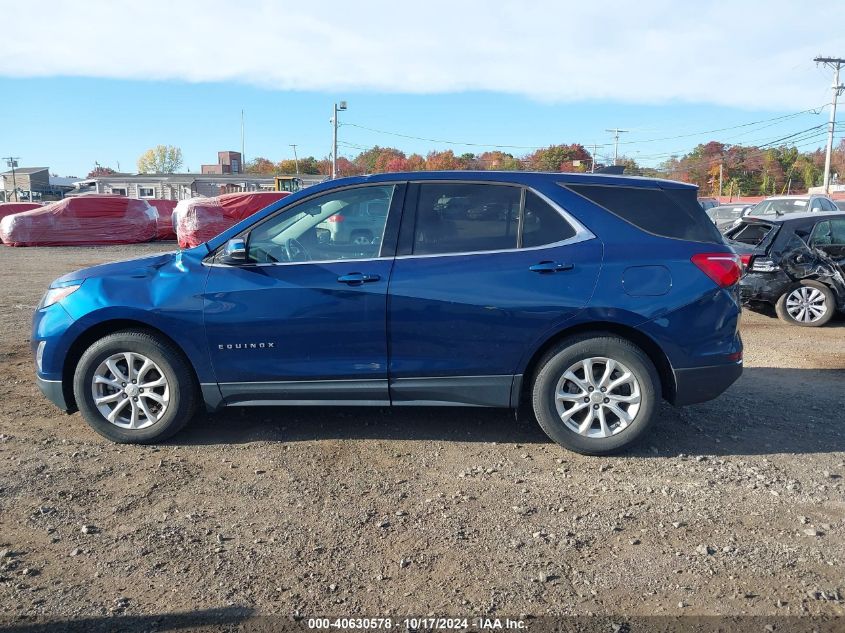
[531,335,659,455]
[775,281,835,327]
[73,330,197,443]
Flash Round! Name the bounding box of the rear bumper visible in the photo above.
[36,375,72,413]
[671,361,742,406]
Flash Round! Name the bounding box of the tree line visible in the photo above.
[86,140,845,196]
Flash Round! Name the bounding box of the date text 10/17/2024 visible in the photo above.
[306,617,527,630]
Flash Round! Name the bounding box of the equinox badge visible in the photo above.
[218,342,276,350]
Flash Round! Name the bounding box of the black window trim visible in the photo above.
[395,180,594,261]
[560,181,723,245]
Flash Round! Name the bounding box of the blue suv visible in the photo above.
[32,172,743,454]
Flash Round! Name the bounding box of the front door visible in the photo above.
[204,183,404,405]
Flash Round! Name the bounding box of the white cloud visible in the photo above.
[1,0,841,109]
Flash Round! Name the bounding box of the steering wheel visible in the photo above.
[284,238,310,262]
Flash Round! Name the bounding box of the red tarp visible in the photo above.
[0,202,41,222]
[0,196,158,247]
[174,191,291,248]
[148,199,178,240]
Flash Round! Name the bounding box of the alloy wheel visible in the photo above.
[785,287,827,323]
[554,357,641,438]
[91,352,170,429]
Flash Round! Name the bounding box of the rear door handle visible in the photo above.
[529,261,574,273]
[337,272,381,285]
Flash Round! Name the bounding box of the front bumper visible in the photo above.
[671,361,743,406]
[36,375,73,413]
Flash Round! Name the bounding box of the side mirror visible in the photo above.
[222,238,247,264]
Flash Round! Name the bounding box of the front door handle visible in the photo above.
[529,261,574,273]
[337,272,381,285]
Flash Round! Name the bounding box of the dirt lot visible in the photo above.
[0,243,844,629]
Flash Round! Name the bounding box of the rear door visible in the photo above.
[387,181,601,407]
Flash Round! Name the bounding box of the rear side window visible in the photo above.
[413,184,520,255]
[522,191,576,247]
[566,184,723,243]
[726,222,776,246]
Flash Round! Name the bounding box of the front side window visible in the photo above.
[412,183,521,255]
[245,185,394,263]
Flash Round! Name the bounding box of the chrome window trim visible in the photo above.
[395,184,595,261]
[204,180,595,267]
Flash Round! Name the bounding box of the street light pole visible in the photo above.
[331,101,347,179]
[814,56,845,194]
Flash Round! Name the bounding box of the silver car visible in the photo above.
[315,197,389,245]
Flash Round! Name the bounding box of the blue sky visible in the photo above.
[0,0,841,177]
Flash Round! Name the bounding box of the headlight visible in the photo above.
[40,284,81,309]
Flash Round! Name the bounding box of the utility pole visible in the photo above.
[814,56,845,194]
[3,156,20,202]
[331,101,347,179]
[289,144,300,175]
[718,163,723,198]
[588,144,600,173]
[605,128,629,165]
[240,109,246,171]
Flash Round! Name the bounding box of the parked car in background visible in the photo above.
[0,202,41,222]
[315,193,390,245]
[698,197,719,211]
[32,171,742,454]
[173,191,291,248]
[746,194,837,217]
[147,199,178,240]
[0,196,157,247]
[706,204,752,232]
[727,211,845,327]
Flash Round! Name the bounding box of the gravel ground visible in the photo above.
[0,243,844,629]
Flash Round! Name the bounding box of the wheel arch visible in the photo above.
[61,319,201,412]
[515,321,676,409]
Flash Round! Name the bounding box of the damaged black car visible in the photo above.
[726,211,845,327]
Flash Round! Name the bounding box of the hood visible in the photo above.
[51,250,184,287]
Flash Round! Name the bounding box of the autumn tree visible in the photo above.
[87,165,117,177]
[245,157,277,175]
[425,150,462,170]
[137,145,183,174]
[478,151,522,171]
[526,144,591,172]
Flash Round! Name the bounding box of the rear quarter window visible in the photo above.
[565,183,724,243]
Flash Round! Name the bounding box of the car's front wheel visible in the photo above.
[73,330,198,443]
[531,335,659,455]
[775,281,835,327]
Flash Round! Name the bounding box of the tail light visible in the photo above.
[691,253,742,288]
[739,254,752,268]
[326,215,345,223]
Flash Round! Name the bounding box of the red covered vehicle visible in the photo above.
[174,191,291,248]
[147,199,178,240]
[0,196,158,247]
[0,202,41,222]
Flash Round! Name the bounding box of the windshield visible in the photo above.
[750,199,809,216]
[707,206,745,220]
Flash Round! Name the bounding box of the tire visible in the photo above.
[72,330,198,444]
[775,281,835,327]
[531,335,660,455]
